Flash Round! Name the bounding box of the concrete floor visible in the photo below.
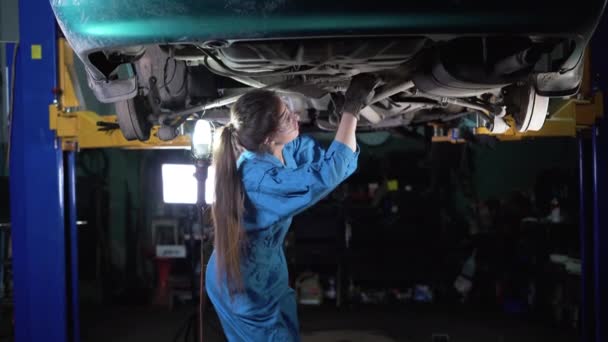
[80,304,579,342]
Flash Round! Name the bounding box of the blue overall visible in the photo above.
[205,135,359,341]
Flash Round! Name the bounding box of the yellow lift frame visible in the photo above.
[49,39,603,149]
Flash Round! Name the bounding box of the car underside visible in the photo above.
[103,36,580,141]
[50,0,607,141]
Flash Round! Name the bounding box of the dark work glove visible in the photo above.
[343,74,379,119]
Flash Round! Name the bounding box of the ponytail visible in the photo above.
[211,89,282,293]
[212,125,245,293]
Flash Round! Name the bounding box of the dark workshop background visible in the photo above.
[26,133,576,342]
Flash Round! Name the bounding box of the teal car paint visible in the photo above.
[52,0,605,54]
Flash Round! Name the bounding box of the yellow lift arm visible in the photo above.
[49,108,191,150]
[472,92,603,141]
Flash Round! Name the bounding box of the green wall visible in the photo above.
[471,138,577,200]
[81,148,193,269]
[0,0,19,43]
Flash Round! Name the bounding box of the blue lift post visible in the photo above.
[8,0,79,341]
[588,11,608,342]
[593,13,608,342]
[580,125,601,342]
[66,150,80,342]
[579,136,589,342]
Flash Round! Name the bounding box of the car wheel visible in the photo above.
[115,96,153,141]
[511,85,550,133]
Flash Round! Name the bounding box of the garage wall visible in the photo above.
[0,0,19,43]
[472,138,578,200]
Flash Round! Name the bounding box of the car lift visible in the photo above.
[5,0,608,341]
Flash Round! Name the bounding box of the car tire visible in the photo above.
[115,96,152,141]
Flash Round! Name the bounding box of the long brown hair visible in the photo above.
[212,89,282,292]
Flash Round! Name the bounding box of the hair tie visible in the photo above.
[226,123,237,134]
